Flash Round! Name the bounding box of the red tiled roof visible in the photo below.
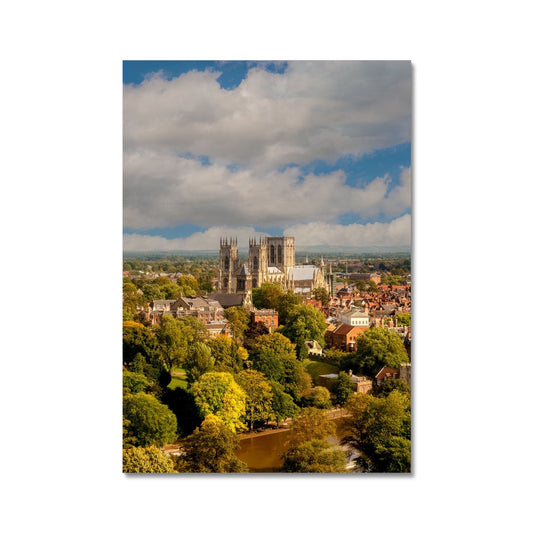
[375,366,400,380]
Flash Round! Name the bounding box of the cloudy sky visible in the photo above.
[123,61,411,252]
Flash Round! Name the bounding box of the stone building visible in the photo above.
[217,236,327,296]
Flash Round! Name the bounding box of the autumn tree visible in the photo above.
[208,335,245,374]
[190,372,246,432]
[123,446,175,473]
[236,370,274,430]
[176,415,248,473]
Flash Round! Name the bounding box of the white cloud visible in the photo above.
[284,214,412,249]
[124,61,411,171]
[123,216,411,252]
[124,148,411,230]
[123,226,269,252]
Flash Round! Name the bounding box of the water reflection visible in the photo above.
[236,419,359,473]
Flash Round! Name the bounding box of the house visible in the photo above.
[250,308,279,333]
[304,340,323,357]
[205,320,233,338]
[338,308,369,327]
[375,366,400,387]
[326,323,368,352]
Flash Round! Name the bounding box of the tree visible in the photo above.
[123,370,151,394]
[288,407,337,446]
[282,439,346,473]
[177,315,209,344]
[161,387,202,437]
[190,372,246,432]
[123,446,175,473]
[183,342,215,385]
[176,274,199,296]
[123,321,160,367]
[249,332,297,382]
[281,305,328,355]
[123,392,178,447]
[302,386,332,409]
[312,286,330,307]
[252,282,284,309]
[280,356,312,402]
[352,327,409,376]
[395,312,411,326]
[276,291,299,324]
[269,381,299,426]
[154,315,188,371]
[236,370,274,430]
[223,306,250,342]
[344,390,411,473]
[333,371,354,406]
[377,378,411,398]
[208,335,245,374]
[176,415,248,473]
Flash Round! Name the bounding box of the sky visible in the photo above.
[123,61,412,252]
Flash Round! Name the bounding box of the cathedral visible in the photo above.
[217,236,328,296]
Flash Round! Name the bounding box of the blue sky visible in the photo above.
[123,61,412,251]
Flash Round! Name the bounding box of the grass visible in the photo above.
[169,366,187,390]
[303,358,339,385]
[168,375,188,390]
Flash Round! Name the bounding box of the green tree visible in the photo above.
[395,312,411,326]
[312,287,330,307]
[123,370,151,394]
[377,378,411,398]
[123,392,178,447]
[183,342,215,385]
[288,407,337,446]
[333,371,354,406]
[281,305,327,356]
[276,291,299,324]
[190,372,246,432]
[236,370,274,430]
[282,439,346,473]
[345,390,411,473]
[302,386,332,409]
[154,315,188,370]
[250,332,297,382]
[252,282,284,309]
[208,335,245,374]
[353,327,409,376]
[176,274,199,296]
[269,381,299,426]
[123,446,175,473]
[223,306,250,342]
[176,415,248,473]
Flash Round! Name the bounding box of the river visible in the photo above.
[236,418,361,473]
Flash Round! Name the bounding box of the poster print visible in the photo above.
[123,61,412,473]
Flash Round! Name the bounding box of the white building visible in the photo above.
[338,308,369,327]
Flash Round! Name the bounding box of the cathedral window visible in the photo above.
[278,245,282,263]
[224,256,229,271]
[270,245,275,263]
[253,256,258,271]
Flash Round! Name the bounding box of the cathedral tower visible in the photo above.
[218,237,239,293]
[248,236,268,288]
